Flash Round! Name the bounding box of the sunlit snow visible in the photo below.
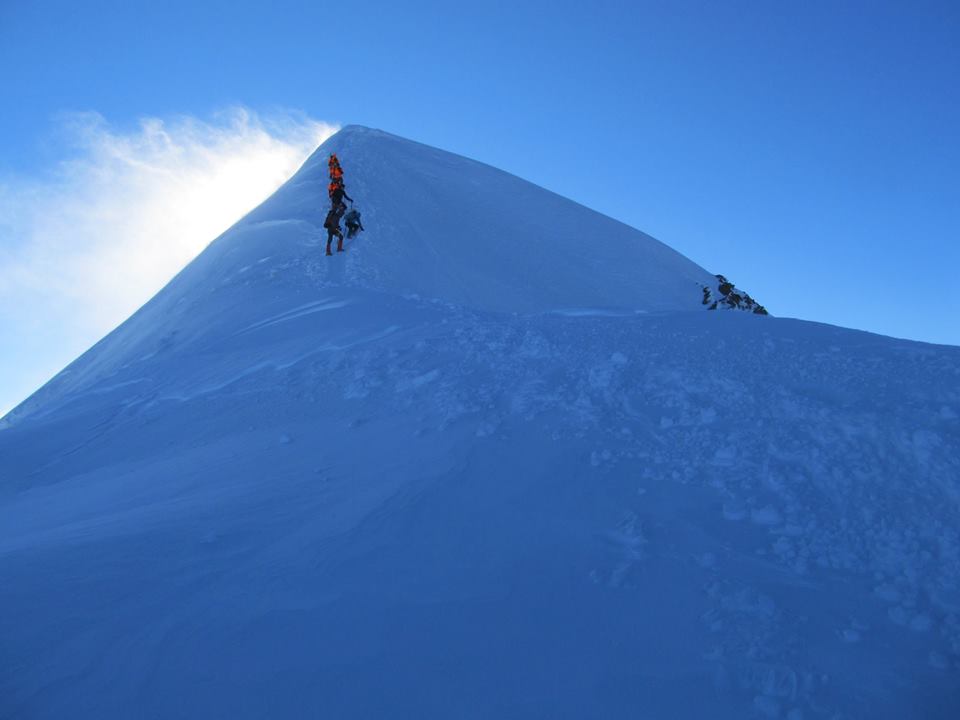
[2,127,958,719]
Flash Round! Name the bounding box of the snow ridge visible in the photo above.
[1,126,958,719]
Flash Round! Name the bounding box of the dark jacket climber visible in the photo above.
[331,185,353,208]
[323,208,343,255]
[344,208,364,239]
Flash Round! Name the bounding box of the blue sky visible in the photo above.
[1,0,958,415]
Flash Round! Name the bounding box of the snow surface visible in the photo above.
[2,126,959,719]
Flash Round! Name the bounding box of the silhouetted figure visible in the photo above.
[324,208,344,255]
[344,208,364,239]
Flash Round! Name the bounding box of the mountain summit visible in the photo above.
[2,127,958,719]
[3,125,756,428]
[261,124,721,313]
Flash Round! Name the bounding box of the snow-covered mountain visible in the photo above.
[1,126,958,719]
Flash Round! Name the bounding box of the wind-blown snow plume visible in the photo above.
[0,108,337,416]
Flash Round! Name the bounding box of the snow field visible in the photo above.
[2,126,958,718]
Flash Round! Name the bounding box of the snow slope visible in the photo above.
[2,126,959,719]
[3,126,724,430]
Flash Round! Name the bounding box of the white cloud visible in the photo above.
[0,108,338,417]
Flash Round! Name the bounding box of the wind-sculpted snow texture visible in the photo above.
[2,127,959,719]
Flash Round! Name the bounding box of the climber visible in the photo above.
[323,207,344,255]
[330,183,353,210]
[344,207,364,239]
